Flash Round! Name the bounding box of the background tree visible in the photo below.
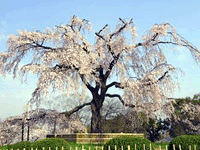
[1,15,200,133]
[102,110,145,133]
[0,108,50,146]
[0,106,86,146]
[166,94,200,137]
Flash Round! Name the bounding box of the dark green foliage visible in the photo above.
[142,118,170,142]
[104,137,155,150]
[31,138,69,150]
[168,135,200,150]
[3,141,32,150]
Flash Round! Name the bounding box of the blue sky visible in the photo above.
[0,0,200,121]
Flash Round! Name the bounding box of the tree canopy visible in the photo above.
[0,15,200,132]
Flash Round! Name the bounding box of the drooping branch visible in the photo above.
[60,101,92,117]
[52,64,95,93]
[105,93,135,108]
[28,38,58,51]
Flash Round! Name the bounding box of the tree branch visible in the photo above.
[28,38,58,51]
[105,53,121,79]
[95,32,107,42]
[105,93,135,108]
[109,18,133,40]
[144,70,169,86]
[79,74,95,93]
[60,102,92,117]
[52,64,95,93]
[106,81,124,90]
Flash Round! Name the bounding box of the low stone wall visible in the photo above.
[46,133,144,144]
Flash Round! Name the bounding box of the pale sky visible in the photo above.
[0,0,200,121]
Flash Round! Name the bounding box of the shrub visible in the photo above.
[168,135,200,150]
[104,136,155,150]
[3,144,15,150]
[31,138,69,150]
[3,141,32,150]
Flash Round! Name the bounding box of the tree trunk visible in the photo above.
[27,121,30,141]
[21,121,24,142]
[53,117,57,137]
[91,99,103,133]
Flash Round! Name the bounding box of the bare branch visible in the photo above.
[105,93,135,108]
[106,81,124,90]
[97,24,108,34]
[95,32,107,42]
[60,102,92,117]
[119,18,126,24]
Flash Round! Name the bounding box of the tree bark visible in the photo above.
[91,98,103,133]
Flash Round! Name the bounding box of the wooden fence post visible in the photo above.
[189,145,191,150]
[179,144,181,150]
[150,143,152,150]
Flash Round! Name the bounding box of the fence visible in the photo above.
[0,144,199,150]
[46,133,144,144]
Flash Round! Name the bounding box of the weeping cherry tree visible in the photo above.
[0,16,200,133]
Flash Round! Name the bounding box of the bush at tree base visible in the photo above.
[30,138,69,150]
[3,141,32,150]
[104,136,155,150]
[168,135,200,150]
